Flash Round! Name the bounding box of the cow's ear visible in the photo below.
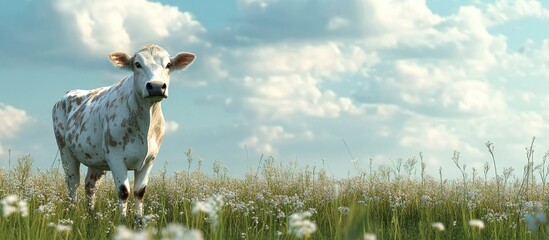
[170,52,195,71]
[109,52,132,69]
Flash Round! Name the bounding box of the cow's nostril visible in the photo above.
[161,83,167,90]
[146,82,153,90]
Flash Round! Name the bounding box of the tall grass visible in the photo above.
[1,141,549,239]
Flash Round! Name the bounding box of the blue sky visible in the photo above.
[2,0,549,179]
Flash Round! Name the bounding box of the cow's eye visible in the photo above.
[166,63,172,69]
[135,62,142,68]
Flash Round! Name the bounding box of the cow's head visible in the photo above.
[108,44,195,102]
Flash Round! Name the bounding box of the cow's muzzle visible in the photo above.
[146,81,167,98]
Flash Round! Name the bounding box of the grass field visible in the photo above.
[1,144,549,239]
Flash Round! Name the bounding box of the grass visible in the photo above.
[1,141,549,239]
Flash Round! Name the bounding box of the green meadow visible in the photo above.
[1,143,548,239]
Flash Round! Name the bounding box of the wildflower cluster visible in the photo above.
[288,211,317,238]
[48,220,72,232]
[114,224,204,240]
[1,194,28,217]
[192,194,224,228]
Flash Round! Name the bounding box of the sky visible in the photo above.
[2,0,549,180]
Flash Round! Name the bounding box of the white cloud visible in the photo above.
[0,104,31,156]
[229,42,378,78]
[441,80,505,114]
[357,61,506,117]
[234,0,441,42]
[240,125,294,154]
[400,122,462,150]
[326,17,349,31]
[240,75,362,120]
[239,0,271,8]
[482,0,549,25]
[165,121,180,134]
[54,0,206,54]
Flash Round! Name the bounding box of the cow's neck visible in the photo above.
[124,76,164,130]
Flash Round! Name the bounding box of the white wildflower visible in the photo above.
[37,203,54,214]
[56,224,72,232]
[3,195,18,205]
[431,222,445,231]
[363,233,376,240]
[469,219,485,229]
[142,214,159,227]
[114,225,151,240]
[277,211,285,219]
[48,222,72,233]
[114,226,134,240]
[288,211,317,238]
[59,218,74,226]
[161,223,204,240]
[192,194,224,228]
[17,200,28,217]
[3,205,17,217]
[338,206,350,215]
[1,195,28,217]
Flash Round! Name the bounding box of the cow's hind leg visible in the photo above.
[52,101,80,201]
[60,150,81,201]
[53,101,81,202]
[85,167,106,213]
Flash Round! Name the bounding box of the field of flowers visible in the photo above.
[1,144,549,239]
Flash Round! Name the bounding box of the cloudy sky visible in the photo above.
[1,0,549,179]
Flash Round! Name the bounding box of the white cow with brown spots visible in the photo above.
[52,44,195,220]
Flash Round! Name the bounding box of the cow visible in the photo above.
[52,44,195,221]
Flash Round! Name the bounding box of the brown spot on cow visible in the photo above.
[120,118,128,128]
[61,101,67,112]
[67,133,74,144]
[55,131,66,148]
[85,170,106,196]
[134,186,146,200]
[122,132,130,146]
[71,106,86,125]
[90,90,107,102]
[75,97,83,105]
[118,185,129,202]
[107,132,117,147]
[67,103,73,113]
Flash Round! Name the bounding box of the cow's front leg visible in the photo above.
[109,161,130,218]
[134,163,154,226]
